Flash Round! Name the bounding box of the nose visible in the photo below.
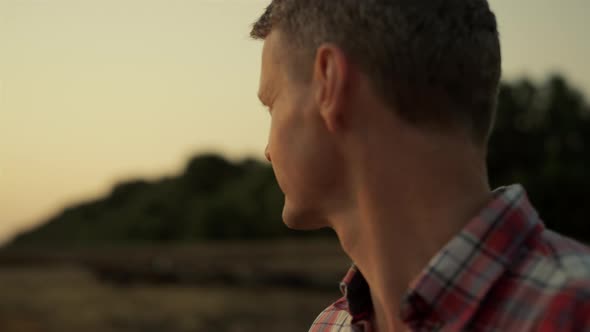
[264,145,272,162]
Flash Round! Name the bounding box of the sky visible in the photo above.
[0,0,589,244]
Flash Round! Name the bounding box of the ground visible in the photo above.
[0,240,349,332]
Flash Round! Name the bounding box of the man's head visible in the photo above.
[252,0,501,230]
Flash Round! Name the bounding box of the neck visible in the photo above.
[330,126,492,331]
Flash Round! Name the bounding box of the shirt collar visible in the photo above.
[404,184,545,328]
[339,184,545,329]
[340,265,373,323]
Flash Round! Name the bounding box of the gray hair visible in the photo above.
[251,0,502,145]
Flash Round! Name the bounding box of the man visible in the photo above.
[250,0,590,331]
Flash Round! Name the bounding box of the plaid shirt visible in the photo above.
[309,184,590,331]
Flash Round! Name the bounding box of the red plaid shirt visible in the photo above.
[309,184,590,331]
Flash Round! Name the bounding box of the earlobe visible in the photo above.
[314,44,348,133]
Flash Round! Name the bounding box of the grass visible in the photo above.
[0,240,349,332]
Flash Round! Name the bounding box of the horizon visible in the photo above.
[1,0,589,244]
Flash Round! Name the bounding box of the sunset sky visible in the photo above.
[1,0,589,244]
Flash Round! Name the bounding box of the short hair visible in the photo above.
[251,0,502,145]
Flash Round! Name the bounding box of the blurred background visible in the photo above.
[0,0,589,331]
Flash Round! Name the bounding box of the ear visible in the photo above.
[313,44,349,133]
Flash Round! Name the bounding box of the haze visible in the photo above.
[1,0,589,244]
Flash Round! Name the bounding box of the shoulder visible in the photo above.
[522,229,590,286]
[467,228,590,330]
[507,229,590,330]
[533,277,590,331]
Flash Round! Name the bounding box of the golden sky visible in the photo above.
[1,0,589,243]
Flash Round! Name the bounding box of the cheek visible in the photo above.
[266,113,291,185]
[270,108,346,199]
[303,135,346,191]
[267,99,301,161]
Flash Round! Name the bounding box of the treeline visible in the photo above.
[10,156,300,247]
[8,75,590,247]
[488,75,590,240]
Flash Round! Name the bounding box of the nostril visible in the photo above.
[265,147,272,162]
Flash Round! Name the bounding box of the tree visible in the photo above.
[489,75,590,242]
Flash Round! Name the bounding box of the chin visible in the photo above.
[281,201,328,231]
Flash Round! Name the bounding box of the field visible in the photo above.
[0,240,349,332]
